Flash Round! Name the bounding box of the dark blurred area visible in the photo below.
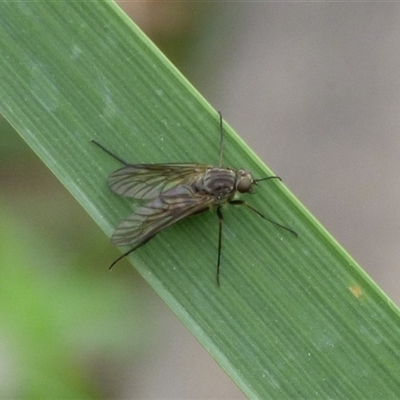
[1,2,399,398]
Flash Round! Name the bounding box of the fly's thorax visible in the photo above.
[196,167,236,202]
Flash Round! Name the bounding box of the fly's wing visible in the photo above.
[111,193,215,247]
[108,163,211,200]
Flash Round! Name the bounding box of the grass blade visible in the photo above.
[1,2,400,398]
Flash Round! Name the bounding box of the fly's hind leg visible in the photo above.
[91,140,129,165]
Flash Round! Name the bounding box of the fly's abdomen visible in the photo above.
[197,168,236,202]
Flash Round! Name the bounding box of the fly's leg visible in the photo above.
[109,236,154,270]
[216,206,223,286]
[91,140,129,165]
[109,248,136,270]
[218,112,224,168]
[229,200,298,237]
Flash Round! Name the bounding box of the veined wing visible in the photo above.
[108,163,211,200]
[111,193,215,247]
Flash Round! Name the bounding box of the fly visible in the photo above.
[92,113,297,285]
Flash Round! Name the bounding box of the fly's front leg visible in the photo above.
[229,200,298,237]
[216,206,223,286]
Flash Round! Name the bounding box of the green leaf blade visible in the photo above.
[1,2,400,398]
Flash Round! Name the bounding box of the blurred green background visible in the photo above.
[2,2,400,398]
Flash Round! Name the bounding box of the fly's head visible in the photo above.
[235,170,255,194]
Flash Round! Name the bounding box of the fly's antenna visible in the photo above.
[253,176,282,185]
[218,111,224,167]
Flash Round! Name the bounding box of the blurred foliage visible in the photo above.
[0,115,151,397]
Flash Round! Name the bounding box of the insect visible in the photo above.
[92,113,297,285]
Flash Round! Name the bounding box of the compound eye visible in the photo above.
[236,171,253,193]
